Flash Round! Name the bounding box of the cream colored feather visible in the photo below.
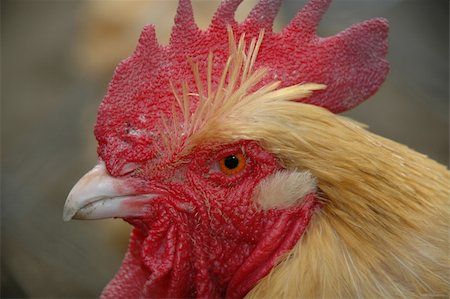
[241,104,450,298]
[171,30,450,298]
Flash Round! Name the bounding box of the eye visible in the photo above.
[219,153,246,175]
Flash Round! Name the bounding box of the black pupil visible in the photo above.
[224,155,239,169]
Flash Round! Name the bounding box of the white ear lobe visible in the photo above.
[253,170,316,211]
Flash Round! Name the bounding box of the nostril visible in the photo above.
[119,162,141,176]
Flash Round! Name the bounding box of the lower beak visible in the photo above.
[63,162,157,221]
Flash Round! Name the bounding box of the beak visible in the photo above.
[63,162,157,221]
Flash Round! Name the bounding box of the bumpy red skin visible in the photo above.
[101,141,318,298]
[94,0,389,297]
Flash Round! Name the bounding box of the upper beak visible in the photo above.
[63,162,157,221]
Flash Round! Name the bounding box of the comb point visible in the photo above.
[210,0,243,29]
[135,25,160,57]
[244,0,283,31]
[300,17,389,112]
[284,0,331,39]
[170,0,199,45]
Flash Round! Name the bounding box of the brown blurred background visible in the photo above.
[2,0,448,298]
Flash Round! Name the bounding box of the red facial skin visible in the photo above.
[100,140,318,298]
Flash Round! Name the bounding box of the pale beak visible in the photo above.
[63,162,157,221]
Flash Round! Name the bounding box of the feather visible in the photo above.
[253,170,316,210]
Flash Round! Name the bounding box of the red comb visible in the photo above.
[95,0,389,173]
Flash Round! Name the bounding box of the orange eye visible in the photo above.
[219,153,246,175]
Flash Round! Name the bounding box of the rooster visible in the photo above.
[63,0,450,298]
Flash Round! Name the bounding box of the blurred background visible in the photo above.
[2,0,448,297]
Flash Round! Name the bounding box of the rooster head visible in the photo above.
[63,0,389,297]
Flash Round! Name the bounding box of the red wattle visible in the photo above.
[102,194,318,298]
[226,194,317,298]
